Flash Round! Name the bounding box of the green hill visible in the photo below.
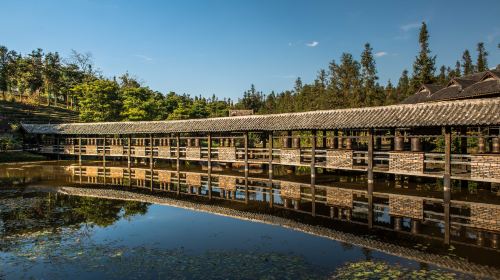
[0,101,80,124]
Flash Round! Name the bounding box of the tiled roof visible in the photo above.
[402,69,500,104]
[21,97,500,135]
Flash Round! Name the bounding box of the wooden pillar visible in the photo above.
[375,131,382,150]
[268,132,274,206]
[56,135,60,160]
[411,136,422,152]
[176,133,180,194]
[103,135,106,186]
[127,135,132,167]
[322,130,327,148]
[345,131,352,150]
[311,130,316,217]
[492,137,500,153]
[333,129,339,149]
[285,131,292,148]
[103,136,106,164]
[268,132,273,180]
[459,128,468,189]
[394,130,404,151]
[389,128,395,150]
[244,131,249,204]
[78,136,82,164]
[208,133,212,199]
[150,134,154,191]
[394,217,402,231]
[478,135,486,153]
[367,128,374,228]
[444,126,452,245]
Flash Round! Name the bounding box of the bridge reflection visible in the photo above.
[44,160,499,252]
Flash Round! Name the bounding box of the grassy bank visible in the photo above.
[0,151,48,163]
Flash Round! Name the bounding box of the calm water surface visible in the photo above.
[0,161,497,279]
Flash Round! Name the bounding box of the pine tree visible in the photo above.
[476,42,489,72]
[397,69,410,102]
[462,50,474,75]
[411,22,436,91]
[437,65,447,84]
[453,61,461,77]
[294,77,303,94]
[385,79,397,105]
[361,43,381,106]
[335,53,362,108]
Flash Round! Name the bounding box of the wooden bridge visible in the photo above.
[20,97,500,244]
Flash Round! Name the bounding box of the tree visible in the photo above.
[121,87,153,121]
[476,42,488,72]
[60,63,85,109]
[72,79,121,122]
[462,49,474,75]
[43,52,62,106]
[396,69,410,102]
[385,80,397,105]
[27,49,44,98]
[68,50,97,80]
[0,46,10,99]
[411,22,436,91]
[331,53,362,108]
[236,84,264,112]
[361,43,384,106]
[437,65,447,84]
[450,61,461,78]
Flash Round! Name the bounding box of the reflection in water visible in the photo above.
[0,161,498,279]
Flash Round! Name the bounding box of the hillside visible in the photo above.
[0,101,79,125]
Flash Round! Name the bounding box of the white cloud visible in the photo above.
[306,41,319,47]
[400,22,421,32]
[135,54,153,62]
[375,51,388,57]
[487,30,500,43]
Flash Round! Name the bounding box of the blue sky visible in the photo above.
[1,0,499,100]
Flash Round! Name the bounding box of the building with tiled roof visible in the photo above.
[401,67,500,104]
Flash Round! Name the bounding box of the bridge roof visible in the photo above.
[21,97,500,135]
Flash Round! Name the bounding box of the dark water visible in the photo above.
[0,161,498,279]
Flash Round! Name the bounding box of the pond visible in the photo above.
[0,161,498,279]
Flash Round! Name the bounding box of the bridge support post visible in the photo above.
[208,133,212,200]
[127,135,132,188]
[244,131,249,204]
[444,126,452,245]
[78,136,82,164]
[150,134,154,191]
[103,135,106,186]
[268,132,274,206]
[311,130,316,217]
[176,133,180,194]
[367,128,374,228]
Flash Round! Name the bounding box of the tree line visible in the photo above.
[235,23,494,114]
[0,22,495,122]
